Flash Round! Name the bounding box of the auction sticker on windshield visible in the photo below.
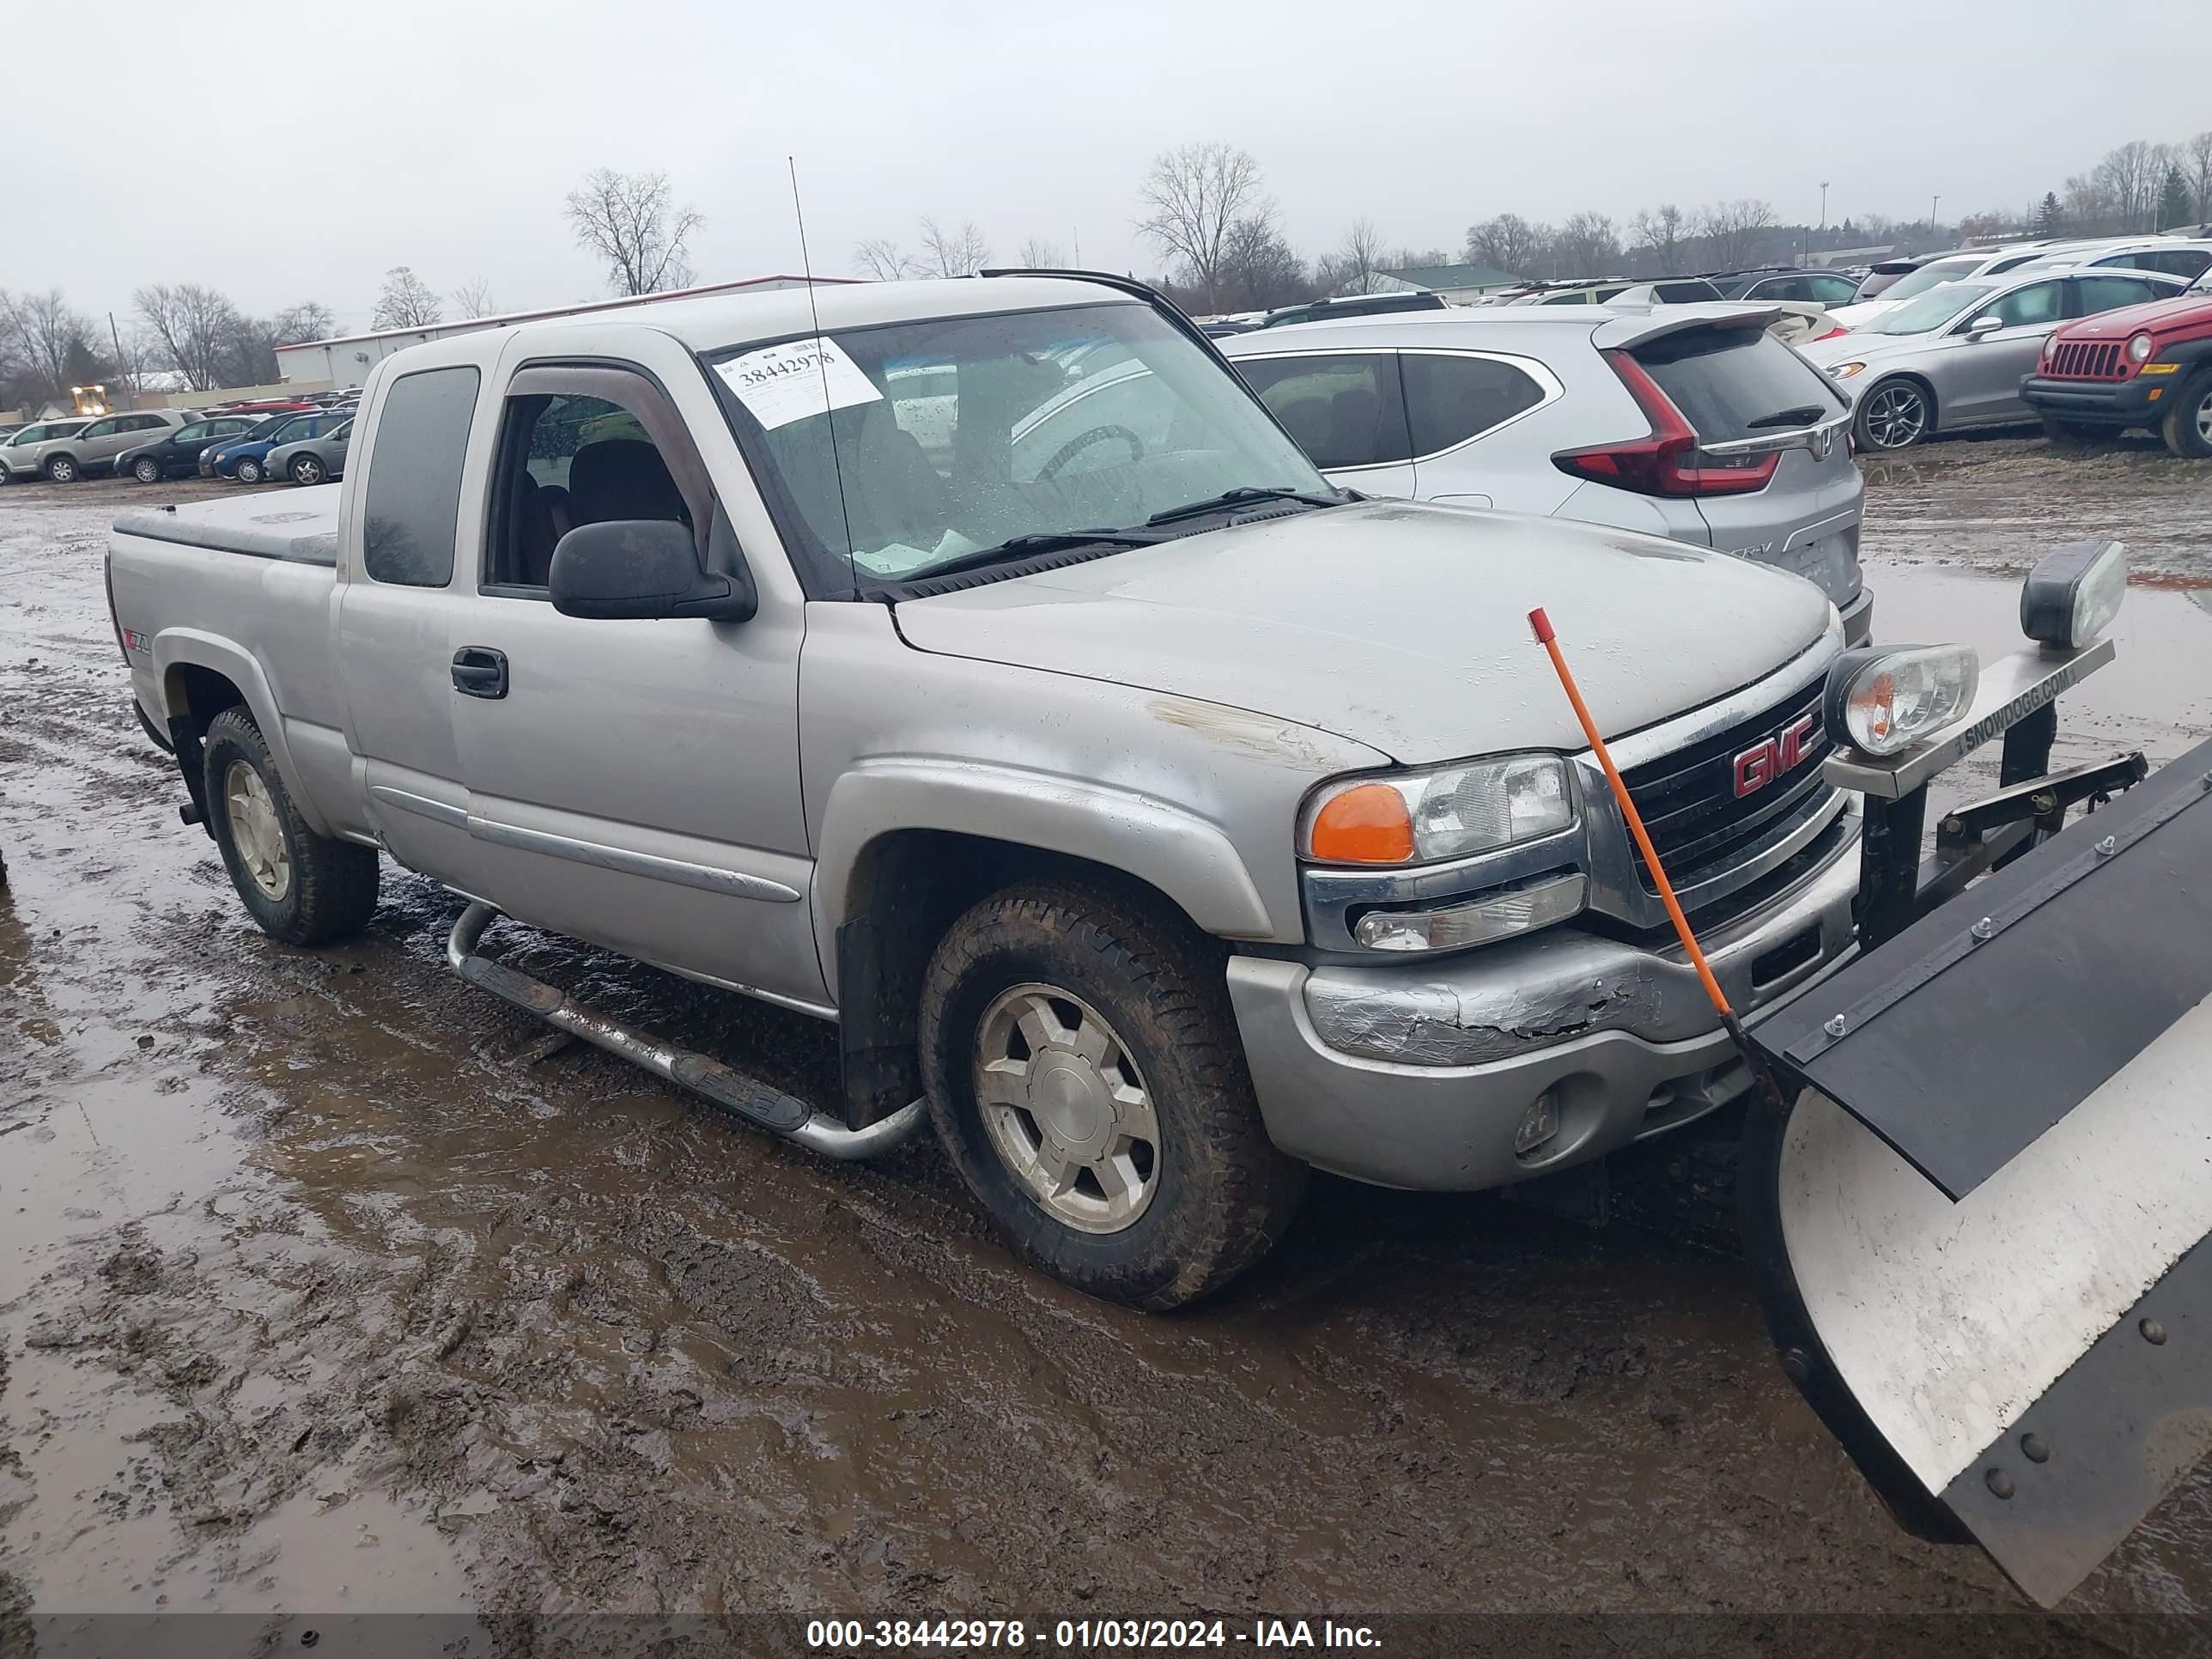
[715,337,883,429]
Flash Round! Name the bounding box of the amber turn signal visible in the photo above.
[1307,782,1415,864]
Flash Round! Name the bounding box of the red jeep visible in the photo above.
[2021,279,2212,457]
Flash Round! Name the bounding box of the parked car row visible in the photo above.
[0,402,356,487]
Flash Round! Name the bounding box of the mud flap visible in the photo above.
[1744,735,2212,1606]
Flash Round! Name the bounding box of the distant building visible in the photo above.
[1372,262,1523,302]
[274,274,857,388]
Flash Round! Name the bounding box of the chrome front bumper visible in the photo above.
[1227,804,1862,1190]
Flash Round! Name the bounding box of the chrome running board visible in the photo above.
[445,901,927,1161]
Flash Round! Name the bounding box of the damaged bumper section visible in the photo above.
[1224,805,1860,1189]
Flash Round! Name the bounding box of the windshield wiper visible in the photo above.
[1743,404,1827,430]
[1144,485,1348,526]
[908,527,1173,582]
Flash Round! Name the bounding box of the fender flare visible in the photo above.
[811,757,1280,998]
[151,628,334,837]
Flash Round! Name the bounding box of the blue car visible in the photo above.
[204,411,350,483]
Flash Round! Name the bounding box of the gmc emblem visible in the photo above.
[1734,714,1820,798]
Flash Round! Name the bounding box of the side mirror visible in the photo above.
[1966,315,2003,337]
[548,519,756,623]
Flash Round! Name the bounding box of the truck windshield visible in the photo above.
[1863,282,1998,336]
[705,302,1331,589]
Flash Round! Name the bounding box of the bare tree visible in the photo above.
[1694,199,1777,270]
[134,283,244,390]
[2064,171,2118,234]
[1322,219,1386,294]
[915,217,991,278]
[1632,204,1686,273]
[1552,211,1621,278]
[3,289,94,401]
[1136,142,1267,311]
[853,238,914,281]
[2093,141,2161,233]
[1017,236,1064,267]
[564,167,704,297]
[450,277,498,319]
[272,301,336,346]
[1464,214,1550,276]
[1215,216,1309,311]
[2187,131,2212,223]
[370,267,444,331]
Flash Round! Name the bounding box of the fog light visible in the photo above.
[2020,538,2126,649]
[1515,1089,1561,1158]
[1352,872,1587,952]
[1822,644,1978,757]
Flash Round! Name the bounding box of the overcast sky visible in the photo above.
[13,0,2211,337]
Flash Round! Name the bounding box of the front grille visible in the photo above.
[1619,676,1834,896]
[2045,340,2127,381]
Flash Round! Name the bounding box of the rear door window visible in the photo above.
[1401,354,1547,455]
[1235,353,1411,470]
[1654,281,1722,302]
[2075,275,2167,313]
[1632,327,1842,441]
[1807,273,1859,305]
[362,366,480,587]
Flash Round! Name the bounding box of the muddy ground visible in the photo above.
[3,438,2210,1646]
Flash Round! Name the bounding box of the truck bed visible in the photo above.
[112,486,340,566]
[106,485,368,841]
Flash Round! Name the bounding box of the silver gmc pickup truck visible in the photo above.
[107,272,1865,1310]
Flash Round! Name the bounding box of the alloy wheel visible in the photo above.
[1863,384,1928,449]
[223,760,292,902]
[974,982,1160,1234]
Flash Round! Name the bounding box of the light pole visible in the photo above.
[1929,194,1941,235]
[1819,181,1830,234]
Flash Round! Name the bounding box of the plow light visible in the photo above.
[2021,538,2127,650]
[1823,645,1979,757]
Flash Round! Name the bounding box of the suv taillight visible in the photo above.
[1552,349,1780,497]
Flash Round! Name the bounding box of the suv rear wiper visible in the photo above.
[1742,405,1828,430]
[908,527,1173,581]
[1144,485,1348,526]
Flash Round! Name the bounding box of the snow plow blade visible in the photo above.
[1745,733,2212,1607]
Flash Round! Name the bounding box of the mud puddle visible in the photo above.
[6,462,2212,1628]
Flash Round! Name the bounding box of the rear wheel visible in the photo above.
[202,708,380,945]
[289,453,325,485]
[2160,370,2212,459]
[234,457,264,484]
[44,454,77,483]
[1853,379,1931,451]
[132,455,162,483]
[918,878,1305,1310]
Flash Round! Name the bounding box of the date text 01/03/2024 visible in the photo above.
[804,1619,1382,1650]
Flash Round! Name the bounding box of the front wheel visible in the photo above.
[132,456,163,483]
[919,879,1305,1310]
[1853,379,1932,451]
[202,707,380,945]
[44,454,78,483]
[234,457,264,484]
[2160,370,2212,459]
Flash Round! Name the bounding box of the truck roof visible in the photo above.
[493,275,1127,354]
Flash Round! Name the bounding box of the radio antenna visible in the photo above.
[788,155,860,599]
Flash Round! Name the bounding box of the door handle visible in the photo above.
[451,647,508,700]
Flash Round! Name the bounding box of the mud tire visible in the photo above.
[919,878,1305,1310]
[2160,368,2212,460]
[202,707,380,945]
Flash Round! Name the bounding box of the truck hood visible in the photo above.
[893,501,1834,765]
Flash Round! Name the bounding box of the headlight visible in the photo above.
[1822,645,1979,757]
[1827,362,1865,380]
[1303,755,1574,866]
[2127,332,2154,364]
[2020,538,2126,649]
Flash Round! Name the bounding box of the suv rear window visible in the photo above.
[1631,326,1841,442]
